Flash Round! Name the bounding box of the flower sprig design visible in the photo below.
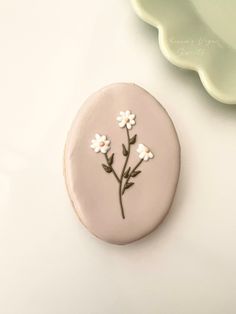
[91,134,111,153]
[117,110,136,129]
[90,110,154,219]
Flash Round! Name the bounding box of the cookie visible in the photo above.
[64,83,180,244]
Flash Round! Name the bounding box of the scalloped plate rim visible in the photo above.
[131,0,236,105]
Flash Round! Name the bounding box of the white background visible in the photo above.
[0,1,236,313]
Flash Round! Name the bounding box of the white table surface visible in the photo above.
[1,1,236,313]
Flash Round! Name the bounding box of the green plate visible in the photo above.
[131,0,236,104]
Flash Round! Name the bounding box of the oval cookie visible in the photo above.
[64,83,180,244]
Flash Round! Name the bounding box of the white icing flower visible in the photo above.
[116,110,136,130]
[91,134,111,153]
[137,144,154,161]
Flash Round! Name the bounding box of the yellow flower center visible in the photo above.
[124,117,129,123]
[99,141,105,147]
[144,147,150,153]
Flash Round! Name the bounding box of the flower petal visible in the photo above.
[94,147,100,153]
[139,144,145,150]
[117,116,122,122]
[130,119,135,125]
[127,123,132,129]
[125,110,130,116]
[137,144,142,153]
[119,120,126,128]
[144,154,149,161]
[139,151,145,159]
[149,152,154,159]
[95,133,100,140]
[101,146,110,153]
[129,114,135,119]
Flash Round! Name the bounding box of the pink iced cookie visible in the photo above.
[64,83,180,244]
